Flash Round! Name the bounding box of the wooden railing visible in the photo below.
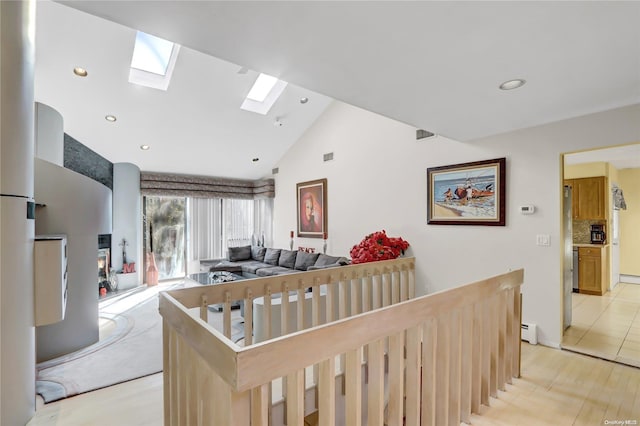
[159,258,524,425]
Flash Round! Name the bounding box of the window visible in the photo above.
[186,198,273,272]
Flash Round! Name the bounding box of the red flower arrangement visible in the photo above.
[350,230,410,264]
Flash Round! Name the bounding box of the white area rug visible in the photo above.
[36,282,243,403]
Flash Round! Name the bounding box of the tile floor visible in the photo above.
[563,282,640,367]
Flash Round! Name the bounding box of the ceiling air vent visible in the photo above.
[323,152,334,162]
[416,129,435,140]
[272,167,279,175]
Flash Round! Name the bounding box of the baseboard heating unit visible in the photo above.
[521,323,537,345]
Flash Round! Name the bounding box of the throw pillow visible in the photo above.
[294,251,320,271]
[278,249,298,269]
[228,245,251,261]
[314,254,341,267]
[263,248,281,266]
[251,245,267,262]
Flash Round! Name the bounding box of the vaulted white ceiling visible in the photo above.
[37,1,640,178]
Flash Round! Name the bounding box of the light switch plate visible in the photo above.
[536,234,550,246]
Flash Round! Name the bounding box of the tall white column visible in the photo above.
[0,0,37,424]
[113,163,142,288]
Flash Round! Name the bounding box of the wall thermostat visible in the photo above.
[520,205,535,215]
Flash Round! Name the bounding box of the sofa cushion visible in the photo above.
[251,245,267,262]
[263,248,281,266]
[294,251,320,271]
[278,249,298,269]
[228,245,251,261]
[238,261,272,274]
[256,266,297,277]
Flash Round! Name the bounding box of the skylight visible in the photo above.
[246,74,278,102]
[241,73,288,115]
[129,31,180,91]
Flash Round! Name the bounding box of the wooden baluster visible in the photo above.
[350,277,361,316]
[505,288,514,383]
[391,268,400,304]
[514,291,522,378]
[312,280,321,327]
[405,325,422,426]
[448,309,461,426]
[435,313,450,426]
[345,347,362,426]
[367,339,385,425]
[372,273,382,310]
[263,286,272,340]
[178,335,187,426]
[251,384,269,426]
[326,280,335,325]
[471,302,482,413]
[223,290,232,339]
[498,291,507,391]
[281,283,290,336]
[198,355,214,425]
[244,289,253,346]
[297,286,305,331]
[408,265,416,299]
[319,357,336,426]
[339,277,348,319]
[481,298,491,405]
[422,318,437,426]
[382,269,392,307]
[460,306,473,423]
[388,331,405,426]
[490,294,499,398]
[362,272,372,313]
[400,266,408,302]
[286,369,305,426]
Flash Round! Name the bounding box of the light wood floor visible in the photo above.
[28,343,640,426]
[563,282,640,368]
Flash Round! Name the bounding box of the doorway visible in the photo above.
[143,196,186,281]
[561,144,640,368]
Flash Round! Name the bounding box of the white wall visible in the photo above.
[35,158,112,362]
[273,101,640,347]
[35,102,64,166]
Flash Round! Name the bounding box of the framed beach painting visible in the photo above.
[297,178,327,238]
[427,157,506,226]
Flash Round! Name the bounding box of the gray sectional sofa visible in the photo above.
[205,245,350,278]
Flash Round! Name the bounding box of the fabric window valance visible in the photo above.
[140,172,274,199]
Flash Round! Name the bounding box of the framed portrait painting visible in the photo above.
[427,157,506,226]
[297,178,327,238]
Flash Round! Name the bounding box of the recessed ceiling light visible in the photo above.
[300,97,309,104]
[73,67,88,77]
[499,79,526,90]
[105,115,117,122]
[252,158,259,162]
[140,145,150,150]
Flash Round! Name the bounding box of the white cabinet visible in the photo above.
[35,235,68,326]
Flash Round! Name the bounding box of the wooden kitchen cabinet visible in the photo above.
[565,177,606,220]
[577,246,608,295]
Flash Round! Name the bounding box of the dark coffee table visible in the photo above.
[186,271,246,311]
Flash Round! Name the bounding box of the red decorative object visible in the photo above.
[290,230,294,238]
[350,230,410,264]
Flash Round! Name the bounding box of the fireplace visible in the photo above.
[98,234,112,297]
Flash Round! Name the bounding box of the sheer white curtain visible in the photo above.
[254,198,274,247]
[186,197,273,272]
